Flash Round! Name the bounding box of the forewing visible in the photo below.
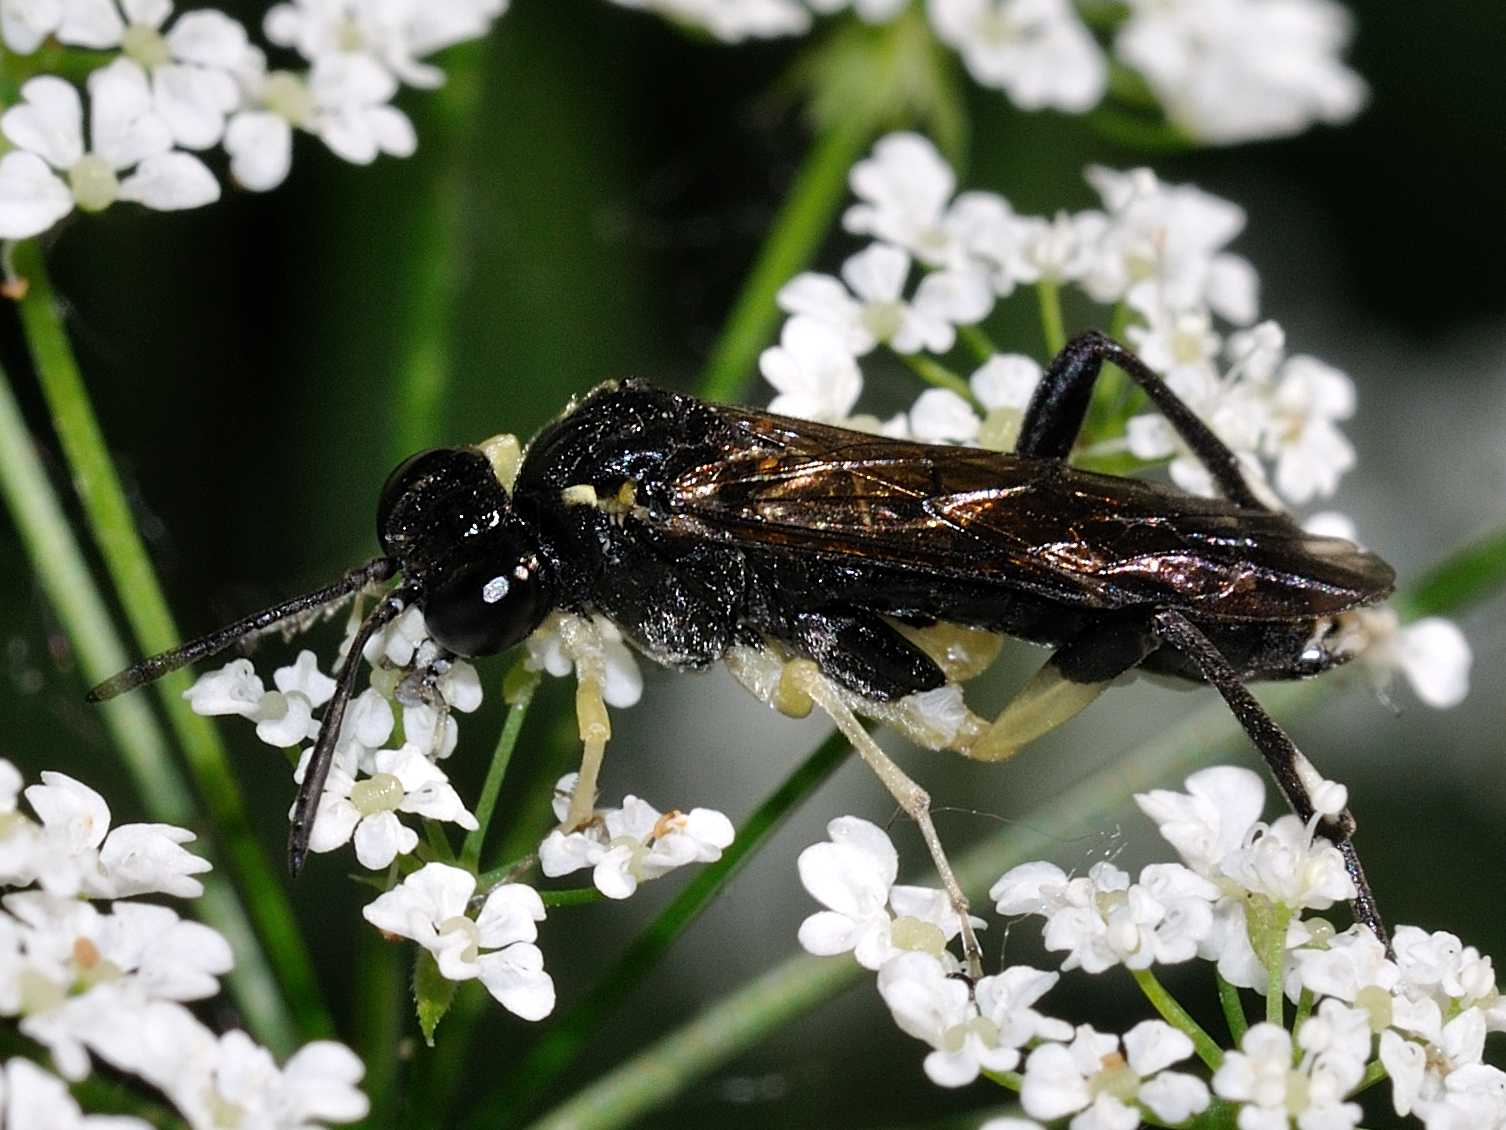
[668,408,1393,618]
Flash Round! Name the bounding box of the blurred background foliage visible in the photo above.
[1,1,1505,1127]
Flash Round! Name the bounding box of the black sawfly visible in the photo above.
[89,331,1395,967]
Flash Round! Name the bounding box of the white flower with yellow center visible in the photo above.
[0,62,218,239]
[539,779,734,900]
[300,743,477,870]
[56,0,251,148]
[363,862,554,1020]
[1021,1021,1211,1130]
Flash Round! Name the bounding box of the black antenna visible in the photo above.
[288,587,412,875]
[86,557,398,703]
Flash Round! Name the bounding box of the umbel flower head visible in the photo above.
[0,757,371,1127]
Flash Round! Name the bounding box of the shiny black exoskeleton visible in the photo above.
[385,378,1389,707]
[89,332,1395,939]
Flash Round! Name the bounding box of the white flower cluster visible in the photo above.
[0,0,510,237]
[0,759,369,1129]
[183,605,648,872]
[540,773,735,900]
[763,132,1474,710]
[363,862,555,1020]
[185,615,484,871]
[181,604,734,1025]
[601,0,1363,143]
[798,766,1506,1130]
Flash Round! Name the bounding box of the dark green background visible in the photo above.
[2,2,1504,1126]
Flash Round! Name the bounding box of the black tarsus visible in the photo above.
[1152,608,1387,945]
[288,588,411,875]
[85,557,398,703]
[1018,330,1267,512]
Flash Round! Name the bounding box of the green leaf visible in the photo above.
[1398,526,1506,620]
[414,949,458,1048]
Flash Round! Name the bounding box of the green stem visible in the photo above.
[389,40,486,463]
[424,820,455,863]
[1216,972,1248,1045]
[539,887,604,908]
[460,666,538,871]
[1131,968,1224,1071]
[1036,279,1066,355]
[1264,905,1293,1028]
[354,926,403,1129]
[0,352,298,1052]
[11,241,329,1045]
[901,353,976,402]
[475,853,535,892]
[1291,987,1314,1039]
[697,116,874,403]
[1399,526,1506,620]
[1350,1058,1389,1097]
[959,323,999,364]
[475,730,850,1128]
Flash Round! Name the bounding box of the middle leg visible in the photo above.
[784,658,987,979]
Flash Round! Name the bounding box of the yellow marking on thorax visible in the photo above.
[562,480,647,522]
[479,433,522,491]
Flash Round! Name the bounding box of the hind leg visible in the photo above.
[1152,609,1386,945]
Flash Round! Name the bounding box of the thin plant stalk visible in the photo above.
[11,240,330,1042]
[1036,279,1067,355]
[1217,973,1248,1045]
[698,116,875,403]
[460,666,539,871]
[0,354,298,1051]
[1132,968,1223,1070]
[902,352,976,401]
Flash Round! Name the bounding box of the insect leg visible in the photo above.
[1151,609,1388,945]
[785,658,986,979]
[288,586,411,875]
[965,618,1157,762]
[1018,330,1265,511]
[554,615,616,830]
[786,608,948,701]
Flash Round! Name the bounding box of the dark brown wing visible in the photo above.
[666,407,1394,620]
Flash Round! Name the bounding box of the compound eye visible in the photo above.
[423,552,546,658]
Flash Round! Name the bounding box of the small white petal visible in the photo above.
[1397,618,1472,709]
[0,151,73,238]
[3,76,85,168]
[971,354,1042,410]
[353,811,417,869]
[117,150,219,210]
[56,0,123,45]
[477,943,555,1020]
[2,0,64,53]
[164,9,249,67]
[909,388,979,443]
